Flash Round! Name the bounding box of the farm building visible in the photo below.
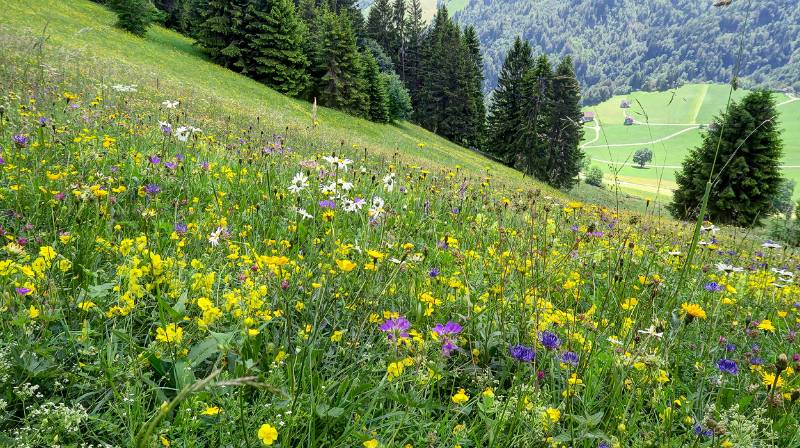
[624,116,634,125]
[620,99,631,108]
[582,111,595,123]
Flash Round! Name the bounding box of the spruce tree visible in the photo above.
[390,0,406,79]
[516,55,553,177]
[109,0,159,36]
[669,91,783,227]
[544,56,584,189]
[362,50,391,123]
[195,0,249,69]
[487,37,533,164]
[461,25,486,149]
[404,0,424,103]
[244,0,309,97]
[417,7,459,137]
[314,11,369,117]
[383,72,413,121]
[366,0,393,52]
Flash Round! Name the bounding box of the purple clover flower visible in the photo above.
[509,344,535,362]
[716,358,738,375]
[540,331,561,350]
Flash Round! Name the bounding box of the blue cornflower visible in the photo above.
[716,358,738,375]
[540,331,561,350]
[509,344,535,362]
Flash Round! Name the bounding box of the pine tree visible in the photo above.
[362,50,390,123]
[516,55,553,177]
[669,91,783,227]
[243,0,309,96]
[109,0,159,36]
[195,0,249,69]
[487,37,533,164]
[153,0,189,32]
[461,25,486,149]
[314,11,369,117]
[543,56,584,189]
[366,0,393,52]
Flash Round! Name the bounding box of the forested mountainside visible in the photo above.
[455,0,800,103]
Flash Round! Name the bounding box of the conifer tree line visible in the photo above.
[486,37,585,189]
[103,0,587,191]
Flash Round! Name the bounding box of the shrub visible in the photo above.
[585,166,604,187]
[109,0,159,37]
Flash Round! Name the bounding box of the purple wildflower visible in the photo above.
[379,316,411,340]
[717,358,738,375]
[175,153,185,162]
[143,184,161,195]
[12,134,28,148]
[428,267,440,278]
[540,331,561,350]
[560,351,579,366]
[148,155,161,165]
[319,200,335,209]
[693,425,713,438]
[15,287,31,296]
[164,161,177,170]
[174,223,188,234]
[724,343,736,352]
[0,155,5,165]
[432,321,462,337]
[704,282,724,292]
[509,344,536,362]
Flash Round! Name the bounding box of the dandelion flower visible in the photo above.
[451,388,469,404]
[680,302,707,321]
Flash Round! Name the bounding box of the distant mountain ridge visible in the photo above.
[454,0,800,104]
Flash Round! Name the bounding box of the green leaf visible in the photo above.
[187,332,233,368]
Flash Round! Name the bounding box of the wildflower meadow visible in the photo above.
[1,9,800,448]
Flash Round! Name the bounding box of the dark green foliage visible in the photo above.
[543,55,584,189]
[633,148,653,168]
[390,0,406,79]
[153,0,189,31]
[242,0,309,96]
[403,0,424,103]
[313,11,369,117]
[366,0,393,51]
[669,91,784,227]
[516,55,553,177]
[362,50,390,123]
[109,0,159,36]
[457,0,800,103]
[487,37,533,164]
[194,0,249,69]
[383,72,413,121]
[461,26,486,149]
[362,38,395,73]
[416,7,483,146]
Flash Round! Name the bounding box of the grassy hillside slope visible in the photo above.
[0,0,523,187]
